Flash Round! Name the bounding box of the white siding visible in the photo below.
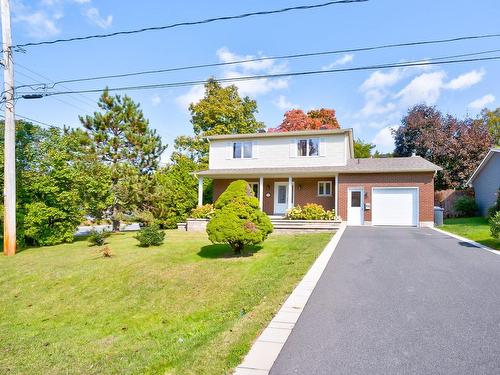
[209,134,348,169]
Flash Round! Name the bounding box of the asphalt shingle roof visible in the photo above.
[196,156,442,177]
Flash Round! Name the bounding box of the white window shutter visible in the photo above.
[226,142,232,159]
[289,139,297,157]
[252,141,258,158]
[319,138,326,156]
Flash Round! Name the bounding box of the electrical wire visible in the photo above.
[16,62,97,108]
[16,33,500,91]
[18,54,500,98]
[10,0,367,50]
[0,112,64,129]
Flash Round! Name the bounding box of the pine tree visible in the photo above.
[79,89,166,231]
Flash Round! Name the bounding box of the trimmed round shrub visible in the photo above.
[88,228,111,246]
[135,225,165,247]
[190,204,214,219]
[490,211,500,239]
[454,196,477,217]
[286,203,335,220]
[206,180,273,254]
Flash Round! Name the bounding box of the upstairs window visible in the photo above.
[233,141,252,158]
[297,138,319,157]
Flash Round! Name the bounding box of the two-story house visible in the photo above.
[195,128,441,227]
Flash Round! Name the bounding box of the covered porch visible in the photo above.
[196,169,339,216]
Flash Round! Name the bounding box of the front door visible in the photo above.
[274,182,294,215]
[347,188,364,225]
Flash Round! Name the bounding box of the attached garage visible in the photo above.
[372,187,418,226]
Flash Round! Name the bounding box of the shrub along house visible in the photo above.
[195,129,441,227]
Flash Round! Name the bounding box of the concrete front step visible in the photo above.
[270,219,341,232]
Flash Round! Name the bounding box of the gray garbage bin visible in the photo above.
[434,206,444,226]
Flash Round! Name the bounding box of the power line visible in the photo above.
[11,0,367,50]
[15,62,97,107]
[16,32,500,91]
[15,74,91,113]
[0,112,64,129]
[19,54,500,98]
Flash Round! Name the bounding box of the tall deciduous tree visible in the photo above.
[173,78,264,165]
[480,108,500,146]
[353,138,375,158]
[80,89,166,230]
[393,104,493,190]
[270,108,340,132]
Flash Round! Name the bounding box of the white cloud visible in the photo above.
[372,126,396,153]
[274,95,298,110]
[216,47,276,72]
[321,54,354,70]
[12,1,61,38]
[445,69,485,90]
[176,47,289,108]
[361,68,405,91]
[360,89,396,117]
[468,94,495,110]
[217,48,289,97]
[151,94,162,107]
[84,7,113,29]
[175,85,205,109]
[73,0,91,3]
[396,71,446,106]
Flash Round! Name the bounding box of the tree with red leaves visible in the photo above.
[393,104,493,190]
[270,108,340,132]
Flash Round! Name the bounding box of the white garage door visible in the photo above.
[372,188,418,226]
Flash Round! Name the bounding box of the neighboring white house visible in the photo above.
[467,148,500,216]
[196,128,441,227]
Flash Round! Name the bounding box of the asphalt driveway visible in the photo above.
[270,227,500,375]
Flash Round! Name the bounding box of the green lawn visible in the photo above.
[441,217,499,250]
[0,230,331,375]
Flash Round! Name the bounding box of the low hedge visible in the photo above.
[286,203,335,220]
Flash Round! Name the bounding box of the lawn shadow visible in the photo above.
[198,243,263,259]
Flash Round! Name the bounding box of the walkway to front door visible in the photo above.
[270,227,500,375]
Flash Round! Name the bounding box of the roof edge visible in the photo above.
[467,148,500,186]
[205,128,352,140]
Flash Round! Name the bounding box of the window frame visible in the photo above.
[317,181,333,197]
[297,137,320,157]
[232,141,253,159]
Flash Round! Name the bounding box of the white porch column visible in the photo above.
[334,173,339,216]
[197,176,203,207]
[259,176,264,210]
[287,176,293,210]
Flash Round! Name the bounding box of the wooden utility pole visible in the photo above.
[1,0,16,256]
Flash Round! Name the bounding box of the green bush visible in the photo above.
[286,203,336,220]
[206,180,273,254]
[88,228,111,246]
[135,225,165,247]
[490,211,500,239]
[190,204,215,219]
[454,196,477,217]
[487,188,500,218]
[23,202,82,246]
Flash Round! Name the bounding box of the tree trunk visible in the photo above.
[230,241,244,255]
[112,203,120,232]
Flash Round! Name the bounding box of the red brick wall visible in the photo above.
[337,172,434,223]
[212,177,336,215]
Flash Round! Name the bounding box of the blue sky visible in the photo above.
[5,0,500,158]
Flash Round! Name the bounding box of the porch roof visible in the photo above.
[195,156,442,178]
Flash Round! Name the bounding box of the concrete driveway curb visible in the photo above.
[234,223,347,375]
[430,226,499,255]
